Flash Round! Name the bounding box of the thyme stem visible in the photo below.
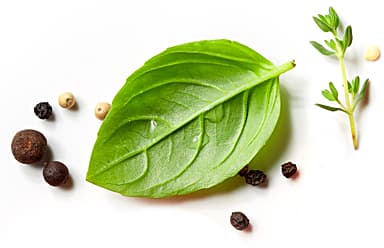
[339,56,358,149]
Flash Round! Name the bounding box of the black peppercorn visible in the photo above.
[244,169,267,186]
[281,162,297,178]
[238,165,249,177]
[230,212,249,231]
[34,102,53,119]
[11,129,47,164]
[43,161,69,186]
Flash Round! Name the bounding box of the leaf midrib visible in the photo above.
[129,91,250,192]
[89,62,293,178]
[165,80,279,196]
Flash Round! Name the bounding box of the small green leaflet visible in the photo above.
[310,41,335,56]
[86,39,294,198]
[315,104,347,113]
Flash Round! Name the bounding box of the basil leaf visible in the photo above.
[86,39,294,198]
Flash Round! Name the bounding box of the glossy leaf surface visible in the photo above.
[86,40,294,197]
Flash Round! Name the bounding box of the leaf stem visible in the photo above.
[347,111,358,149]
[339,55,358,149]
[336,99,346,110]
[276,60,296,75]
[339,57,352,110]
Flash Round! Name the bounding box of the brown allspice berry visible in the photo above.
[43,161,69,186]
[11,129,47,164]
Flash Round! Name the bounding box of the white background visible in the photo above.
[1,0,383,247]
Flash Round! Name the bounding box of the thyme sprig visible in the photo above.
[310,7,368,150]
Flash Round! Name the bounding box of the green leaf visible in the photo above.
[328,7,340,29]
[354,79,369,108]
[335,38,346,54]
[324,39,336,50]
[352,76,360,95]
[86,39,295,198]
[313,16,332,32]
[343,26,353,48]
[347,81,353,93]
[329,82,338,99]
[316,103,347,113]
[322,89,335,101]
[313,8,339,33]
[310,41,335,56]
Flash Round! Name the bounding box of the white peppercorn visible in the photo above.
[95,102,111,120]
[58,92,76,109]
[365,45,380,61]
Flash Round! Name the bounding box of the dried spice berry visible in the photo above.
[365,45,381,61]
[281,162,297,178]
[58,92,76,109]
[244,169,267,186]
[11,129,47,164]
[43,161,69,186]
[230,212,249,231]
[238,165,249,177]
[94,102,111,120]
[34,102,53,119]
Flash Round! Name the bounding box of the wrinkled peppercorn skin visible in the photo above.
[34,102,53,119]
[281,162,297,178]
[230,212,249,230]
[244,170,267,186]
[11,129,47,164]
[43,161,69,186]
